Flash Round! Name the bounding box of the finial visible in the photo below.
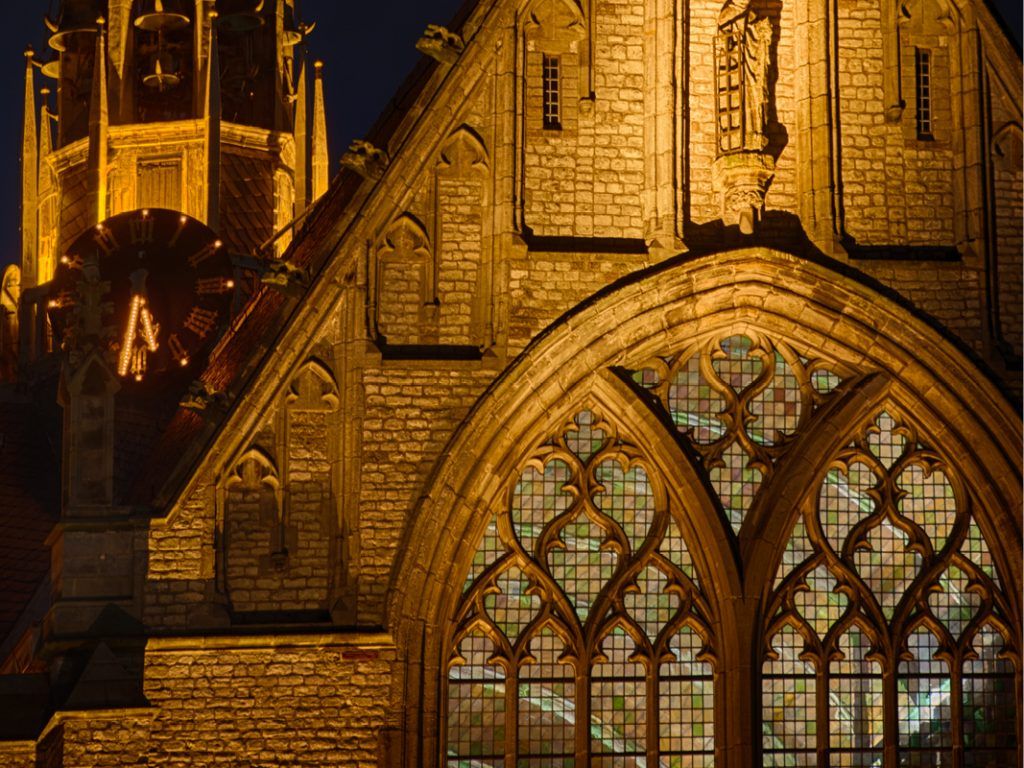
[41,87,50,97]
[314,60,324,74]
[97,16,106,27]
[24,46,35,60]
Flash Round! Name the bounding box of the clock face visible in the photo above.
[49,209,235,382]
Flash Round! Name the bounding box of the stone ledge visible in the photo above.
[146,630,395,654]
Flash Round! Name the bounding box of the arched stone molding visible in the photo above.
[285,356,340,411]
[371,213,435,346]
[386,247,1021,767]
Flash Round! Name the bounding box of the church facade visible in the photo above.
[0,0,1020,766]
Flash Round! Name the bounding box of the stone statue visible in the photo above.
[743,17,773,152]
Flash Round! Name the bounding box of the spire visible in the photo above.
[22,48,38,289]
[38,88,55,283]
[107,0,133,83]
[87,17,109,226]
[204,11,221,231]
[312,61,329,202]
[293,58,308,214]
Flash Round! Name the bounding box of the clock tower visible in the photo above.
[10,0,329,371]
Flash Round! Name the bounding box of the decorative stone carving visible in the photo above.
[416,25,465,65]
[180,380,229,415]
[260,258,309,297]
[340,140,389,181]
[713,0,777,235]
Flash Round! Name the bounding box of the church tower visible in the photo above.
[13,0,329,353]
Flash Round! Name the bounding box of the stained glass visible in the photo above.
[898,630,952,763]
[660,627,714,764]
[927,564,980,642]
[513,460,572,556]
[623,565,678,643]
[709,441,762,534]
[792,565,847,639]
[595,462,655,555]
[898,464,956,551]
[774,515,814,588]
[963,626,1017,767]
[867,412,905,470]
[469,514,504,590]
[448,633,506,765]
[750,349,802,445]
[660,518,698,585]
[852,522,921,621]
[712,335,763,391]
[819,463,875,556]
[565,410,606,462]
[830,628,883,766]
[810,368,841,395]
[548,514,617,624]
[763,626,817,762]
[519,629,575,761]
[591,628,646,757]
[962,520,1000,585]
[485,567,541,645]
[667,353,727,445]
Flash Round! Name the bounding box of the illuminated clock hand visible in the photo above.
[118,269,160,381]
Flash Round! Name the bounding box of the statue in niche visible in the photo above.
[713,0,777,235]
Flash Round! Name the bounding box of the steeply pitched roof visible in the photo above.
[0,398,59,649]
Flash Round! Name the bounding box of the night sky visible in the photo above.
[0,0,1019,270]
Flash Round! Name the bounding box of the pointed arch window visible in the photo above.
[441,331,1020,767]
[765,410,1018,766]
[446,410,715,766]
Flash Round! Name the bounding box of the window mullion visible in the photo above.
[816,665,829,766]
[506,663,518,766]
[647,658,659,766]
[950,651,964,768]
[576,661,591,764]
[883,662,899,768]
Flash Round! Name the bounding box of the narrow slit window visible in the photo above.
[915,48,933,139]
[542,55,561,130]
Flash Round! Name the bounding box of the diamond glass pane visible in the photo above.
[709,440,762,534]
[749,350,802,446]
[898,630,952,759]
[448,633,507,764]
[591,628,646,757]
[485,567,541,645]
[519,630,574,760]
[820,463,876,556]
[898,464,956,552]
[963,626,1017,765]
[830,628,883,764]
[763,626,816,761]
[667,354,726,445]
[661,628,714,761]
[512,460,572,556]
[594,462,654,555]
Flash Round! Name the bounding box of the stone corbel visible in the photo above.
[340,140,389,181]
[416,24,465,65]
[712,152,776,235]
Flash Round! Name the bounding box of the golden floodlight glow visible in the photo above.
[119,293,161,379]
[226,279,235,289]
[118,294,144,377]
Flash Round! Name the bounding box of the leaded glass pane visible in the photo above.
[591,628,646,758]
[448,633,506,765]
[763,626,817,762]
[898,630,952,764]
[830,628,883,766]
[660,627,715,764]
[709,441,762,533]
[963,626,1017,767]
[519,630,575,761]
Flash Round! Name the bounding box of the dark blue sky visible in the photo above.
[0,0,1019,269]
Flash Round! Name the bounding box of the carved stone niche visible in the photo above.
[435,126,490,347]
[713,4,777,235]
[223,447,288,616]
[372,214,436,347]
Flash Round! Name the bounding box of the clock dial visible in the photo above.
[49,209,235,382]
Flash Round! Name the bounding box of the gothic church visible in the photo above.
[0,0,1019,766]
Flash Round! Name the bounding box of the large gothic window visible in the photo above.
[447,410,715,766]
[443,332,1020,767]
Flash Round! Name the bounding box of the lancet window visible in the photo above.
[765,410,1018,766]
[443,331,1020,767]
[447,410,715,766]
